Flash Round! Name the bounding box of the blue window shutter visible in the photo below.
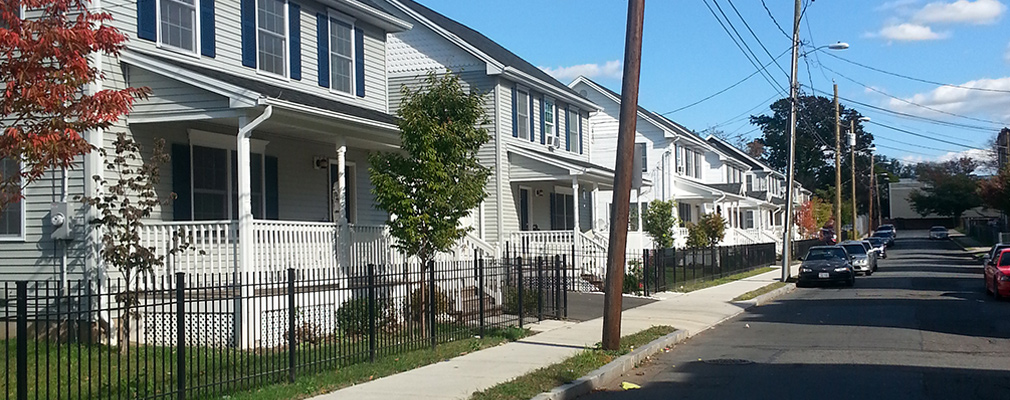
[137,0,156,41]
[511,87,518,137]
[539,95,545,144]
[240,0,256,68]
[565,105,571,151]
[289,2,301,80]
[316,13,329,88]
[265,156,279,220]
[354,27,365,97]
[171,144,192,221]
[200,0,216,57]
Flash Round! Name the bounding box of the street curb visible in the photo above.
[529,329,689,400]
[732,283,797,308]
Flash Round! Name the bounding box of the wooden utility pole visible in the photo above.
[834,84,842,240]
[781,0,802,282]
[850,124,857,239]
[602,0,644,351]
[869,157,875,232]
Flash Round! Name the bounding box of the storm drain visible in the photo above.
[703,358,754,365]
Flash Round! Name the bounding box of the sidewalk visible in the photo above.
[311,264,799,400]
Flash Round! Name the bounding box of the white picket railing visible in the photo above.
[252,220,341,274]
[139,220,239,288]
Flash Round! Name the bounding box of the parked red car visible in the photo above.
[985,248,1010,299]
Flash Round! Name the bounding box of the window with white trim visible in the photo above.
[159,0,198,54]
[685,149,694,177]
[693,152,702,179]
[638,143,647,172]
[257,0,287,76]
[190,145,266,220]
[543,97,556,144]
[0,158,23,239]
[329,16,353,94]
[746,174,753,191]
[516,89,529,140]
[567,107,579,152]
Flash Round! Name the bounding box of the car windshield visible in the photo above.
[990,245,1010,260]
[931,227,945,231]
[805,248,847,261]
[867,238,883,246]
[842,244,866,255]
[1000,252,1010,267]
[873,232,891,237]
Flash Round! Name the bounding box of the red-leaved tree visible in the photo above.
[0,0,147,212]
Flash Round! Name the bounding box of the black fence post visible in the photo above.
[428,260,436,350]
[15,281,27,400]
[643,249,650,297]
[553,255,561,319]
[175,273,186,400]
[477,255,485,336]
[517,256,524,329]
[367,264,377,362]
[287,268,297,382]
[536,256,543,322]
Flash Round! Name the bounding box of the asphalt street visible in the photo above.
[581,232,1010,400]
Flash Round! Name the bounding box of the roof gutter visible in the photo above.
[259,98,400,133]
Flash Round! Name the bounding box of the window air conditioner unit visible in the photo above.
[546,135,559,149]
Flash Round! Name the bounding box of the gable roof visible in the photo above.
[706,135,785,178]
[125,50,398,125]
[386,0,595,109]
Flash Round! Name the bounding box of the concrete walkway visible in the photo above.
[311,264,798,400]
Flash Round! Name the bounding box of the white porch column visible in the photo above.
[572,177,580,235]
[335,143,350,267]
[591,183,599,231]
[237,117,255,274]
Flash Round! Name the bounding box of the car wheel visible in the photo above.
[865,269,873,276]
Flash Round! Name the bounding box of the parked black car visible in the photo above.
[798,246,855,287]
[873,230,895,247]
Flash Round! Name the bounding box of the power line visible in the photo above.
[805,86,998,132]
[873,135,962,153]
[702,0,788,97]
[874,143,937,157]
[725,0,790,80]
[711,93,781,128]
[761,0,791,39]
[817,63,1010,127]
[818,50,1010,94]
[661,47,790,115]
[868,120,986,150]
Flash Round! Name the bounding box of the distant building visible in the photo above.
[889,179,999,229]
[998,128,1010,170]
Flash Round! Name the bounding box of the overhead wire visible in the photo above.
[817,50,1010,94]
[724,0,790,80]
[805,86,998,132]
[660,47,790,115]
[702,0,788,97]
[867,120,986,150]
[760,0,791,39]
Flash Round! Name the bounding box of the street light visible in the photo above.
[782,27,850,282]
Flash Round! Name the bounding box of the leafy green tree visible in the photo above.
[978,165,1010,215]
[641,200,678,249]
[908,157,981,224]
[370,71,490,267]
[685,213,726,249]
[751,96,875,212]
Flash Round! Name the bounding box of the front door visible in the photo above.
[519,188,530,231]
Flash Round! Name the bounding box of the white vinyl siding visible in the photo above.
[159,0,198,54]
[329,17,354,94]
[257,0,287,77]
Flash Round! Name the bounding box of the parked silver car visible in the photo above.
[841,241,875,276]
[929,226,949,240]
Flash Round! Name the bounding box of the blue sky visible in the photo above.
[420,0,1010,166]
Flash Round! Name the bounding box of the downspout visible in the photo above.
[236,105,272,349]
[61,167,69,294]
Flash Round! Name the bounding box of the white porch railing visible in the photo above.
[139,220,239,288]
[508,230,609,290]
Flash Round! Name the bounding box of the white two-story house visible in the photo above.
[571,76,805,250]
[375,0,616,274]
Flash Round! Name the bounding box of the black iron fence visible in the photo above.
[635,242,777,294]
[791,239,824,261]
[1,247,570,400]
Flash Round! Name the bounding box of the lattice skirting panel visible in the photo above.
[143,312,237,348]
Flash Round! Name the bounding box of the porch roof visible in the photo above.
[121,50,399,128]
[506,143,621,189]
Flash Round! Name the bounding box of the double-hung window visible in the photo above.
[329,16,353,94]
[543,97,556,145]
[257,0,287,77]
[567,108,579,152]
[638,143,647,172]
[0,158,23,240]
[685,149,695,177]
[551,192,575,230]
[516,90,530,140]
[694,152,703,179]
[159,0,198,54]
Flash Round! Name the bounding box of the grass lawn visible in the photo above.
[469,325,676,400]
[3,325,527,400]
[228,326,529,400]
[733,281,789,301]
[673,266,775,293]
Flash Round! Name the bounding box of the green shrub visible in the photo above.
[503,286,539,315]
[623,261,642,295]
[407,287,454,322]
[336,297,393,336]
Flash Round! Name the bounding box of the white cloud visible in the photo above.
[913,0,1006,25]
[899,149,994,170]
[886,76,1010,121]
[877,0,922,12]
[877,23,950,41]
[539,60,622,81]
